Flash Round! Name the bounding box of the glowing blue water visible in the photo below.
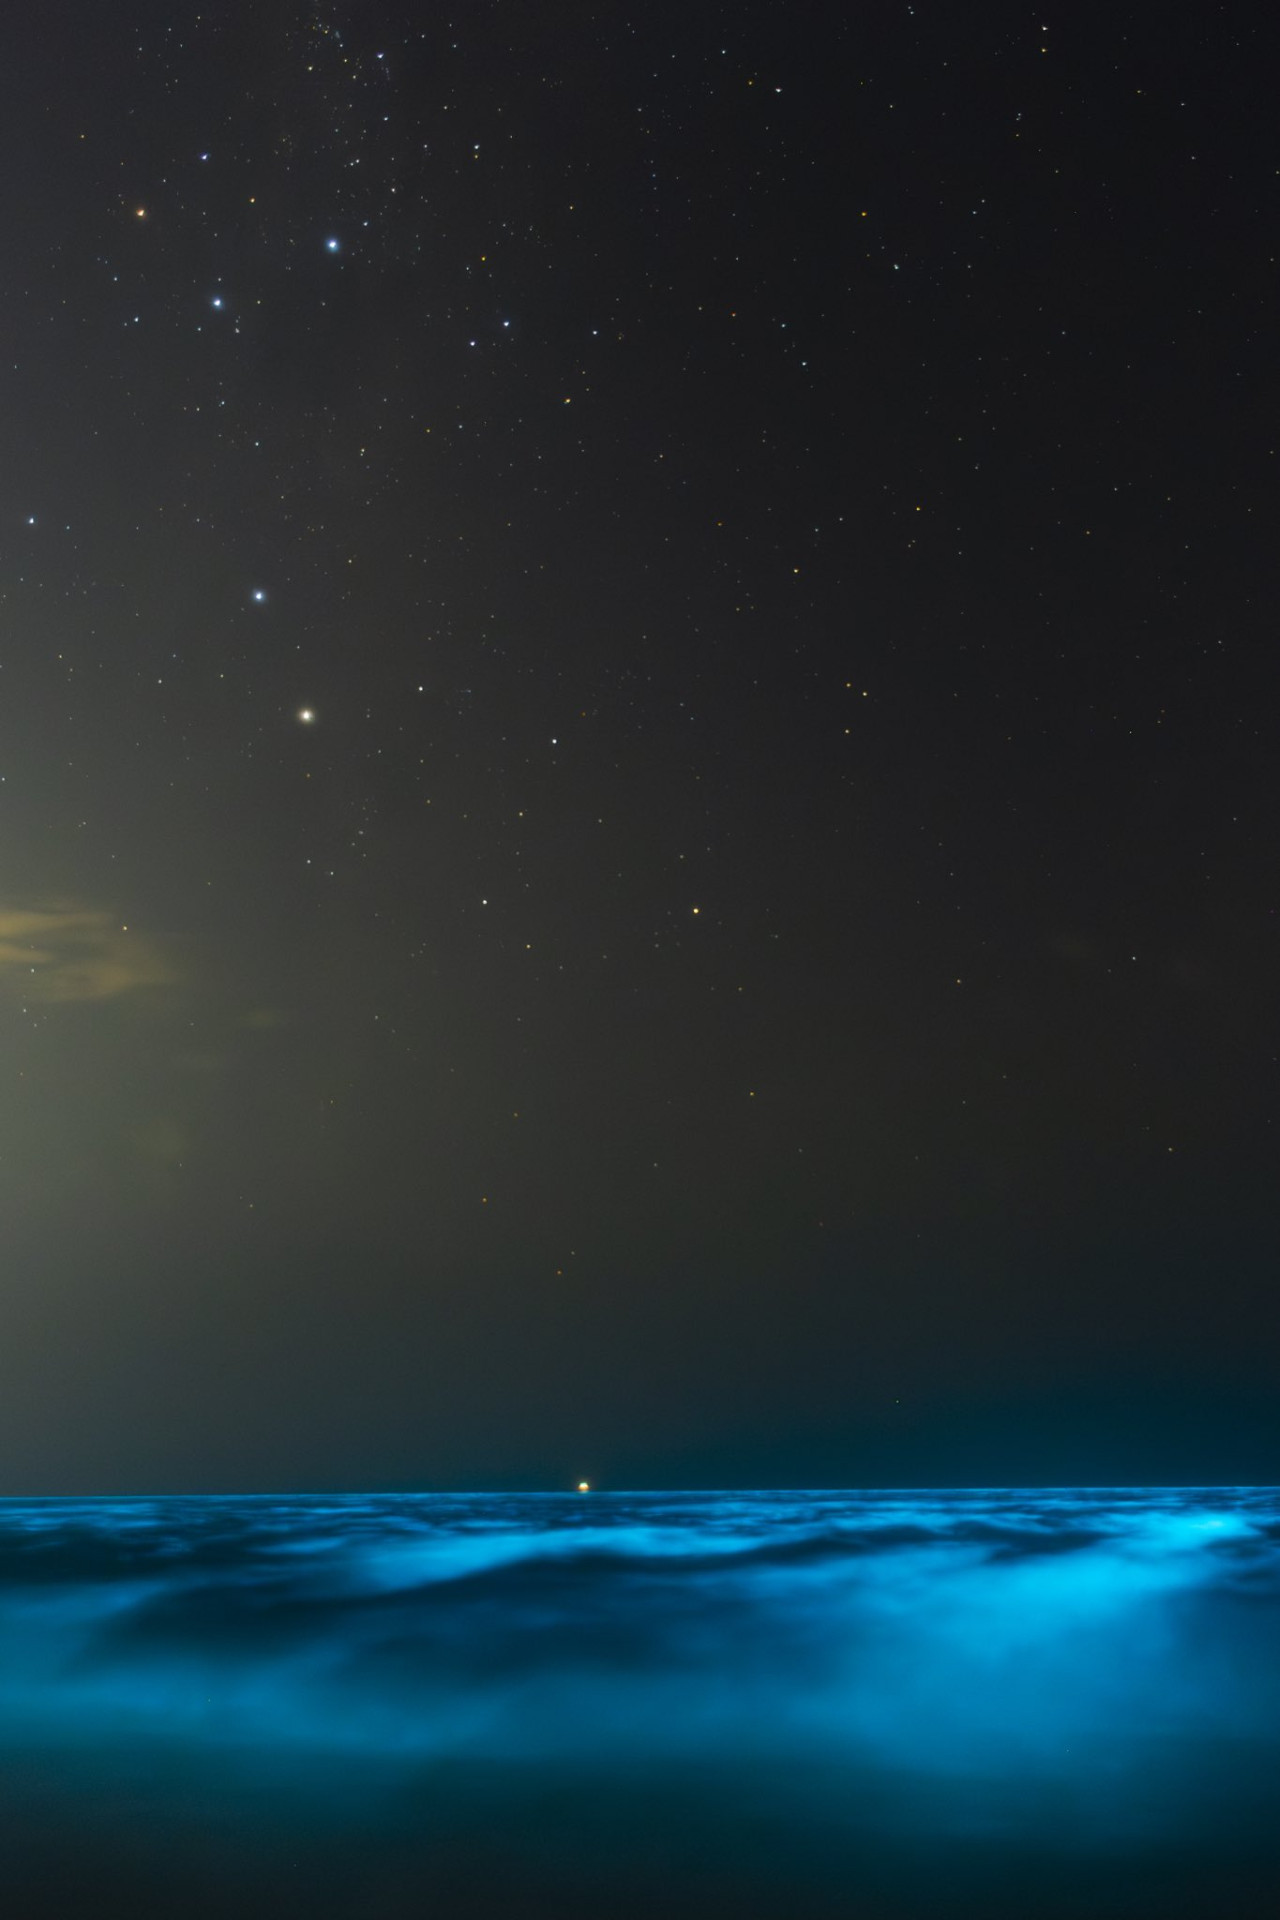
[1,1488,1278,1915]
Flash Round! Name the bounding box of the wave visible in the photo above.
[4,1490,1280,1914]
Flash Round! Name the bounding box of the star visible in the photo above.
[251,588,267,603]
[325,237,341,253]
[297,708,316,724]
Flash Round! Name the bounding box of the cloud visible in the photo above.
[0,904,174,1003]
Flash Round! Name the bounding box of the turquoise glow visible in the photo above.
[1,1489,1278,1914]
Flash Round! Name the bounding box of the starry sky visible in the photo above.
[1,2,1275,1492]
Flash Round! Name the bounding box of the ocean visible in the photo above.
[1,1487,1277,1916]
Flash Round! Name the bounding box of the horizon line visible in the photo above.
[1,1482,1277,1500]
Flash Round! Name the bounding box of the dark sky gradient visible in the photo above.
[0,2,1275,1491]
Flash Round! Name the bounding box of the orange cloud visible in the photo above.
[0,905,174,1003]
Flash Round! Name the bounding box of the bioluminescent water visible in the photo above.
[2,1489,1278,1917]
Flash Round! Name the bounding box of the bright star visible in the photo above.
[211,295,224,309]
[251,588,267,603]
[298,708,316,724]
[325,237,341,253]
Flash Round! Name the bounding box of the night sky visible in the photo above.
[1,3,1275,1493]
